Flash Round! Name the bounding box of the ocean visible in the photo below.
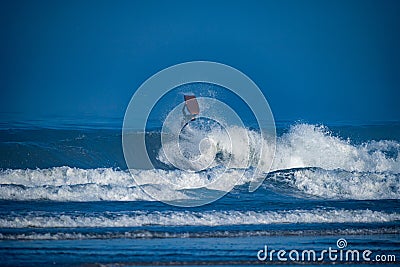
[0,118,399,266]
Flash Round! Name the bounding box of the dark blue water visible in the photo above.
[0,119,399,266]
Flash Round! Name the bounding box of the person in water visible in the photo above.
[182,103,196,122]
[182,95,198,127]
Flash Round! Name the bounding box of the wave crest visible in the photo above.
[1,209,398,228]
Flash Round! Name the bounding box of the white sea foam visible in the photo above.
[159,123,400,173]
[0,124,399,201]
[1,227,397,240]
[1,166,397,201]
[0,209,398,228]
[0,167,193,201]
[0,167,247,201]
[269,168,400,200]
[0,167,134,187]
[158,125,274,171]
[272,124,400,173]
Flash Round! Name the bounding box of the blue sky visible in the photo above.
[1,0,399,124]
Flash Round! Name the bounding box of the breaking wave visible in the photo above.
[0,124,399,201]
[1,227,398,240]
[159,123,400,173]
[1,209,398,228]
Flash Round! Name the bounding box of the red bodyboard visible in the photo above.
[184,95,199,115]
